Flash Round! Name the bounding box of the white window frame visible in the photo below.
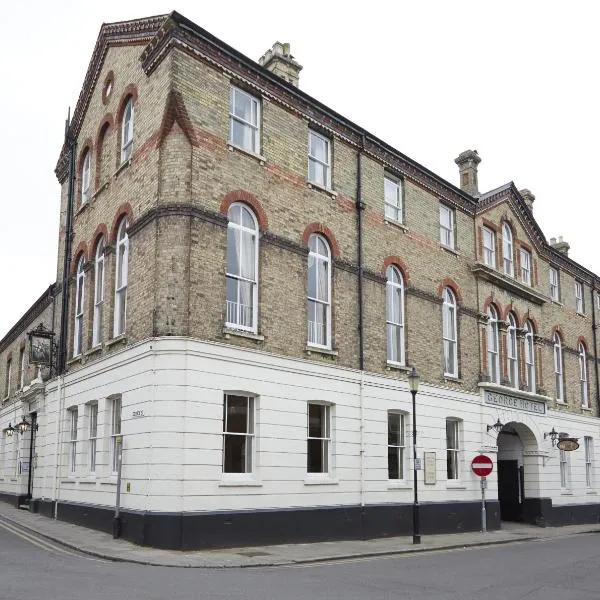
[120,98,134,163]
[68,407,78,474]
[307,234,332,349]
[88,402,98,474]
[18,348,25,390]
[585,436,594,488]
[446,418,461,480]
[229,86,261,155]
[73,256,85,357]
[92,238,105,347]
[81,150,91,205]
[487,306,500,384]
[554,333,564,401]
[113,219,128,337]
[109,396,122,475]
[507,313,519,389]
[308,130,331,189]
[520,248,532,285]
[386,266,405,365]
[442,288,458,377]
[502,223,514,277]
[384,176,403,223]
[575,281,585,314]
[559,449,570,490]
[439,205,454,249]
[549,267,560,301]
[579,343,589,408]
[483,226,496,268]
[5,359,11,398]
[225,203,259,333]
[307,403,331,474]
[222,394,255,474]
[524,321,536,393]
[387,411,406,481]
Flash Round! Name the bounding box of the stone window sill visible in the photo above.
[67,355,83,367]
[305,346,339,358]
[387,481,411,490]
[443,375,463,384]
[440,244,459,256]
[92,181,109,201]
[60,478,77,484]
[560,491,573,496]
[114,158,131,179]
[106,334,127,348]
[227,143,266,165]
[582,406,592,412]
[384,219,408,232]
[79,478,98,485]
[556,400,567,406]
[75,200,90,217]
[386,361,410,372]
[100,477,118,486]
[446,482,467,490]
[85,345,103,357]
[304,476,338,486]
[307,180,337,198]
[219,475,262,487]
[576,312,588,318]
[586,490,597,495]
[222,327,264,342]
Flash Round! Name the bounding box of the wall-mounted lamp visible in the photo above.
[487,418,504,433]
[5,423,15,437]
[544,427,559,447]
[13,418,38,435]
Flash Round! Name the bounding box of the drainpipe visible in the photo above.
[57,110,76,375]
[592,283,600,418]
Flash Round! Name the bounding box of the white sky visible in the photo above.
[1,1,599,339]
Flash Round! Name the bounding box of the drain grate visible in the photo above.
[237,550,271,557]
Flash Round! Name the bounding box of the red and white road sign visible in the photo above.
[471,454,493,477]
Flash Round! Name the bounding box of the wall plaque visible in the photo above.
[424,452,436,484]
[485,391,546,415]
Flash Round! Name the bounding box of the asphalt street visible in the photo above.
[1,521,599,600]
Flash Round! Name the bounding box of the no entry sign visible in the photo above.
[471,454,493,477]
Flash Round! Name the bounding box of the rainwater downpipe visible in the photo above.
[591,283,600,418]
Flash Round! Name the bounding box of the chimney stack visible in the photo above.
[259,42,303,87]
[550,236,570,256]
[519,189,535,211]
[455,149,481,196]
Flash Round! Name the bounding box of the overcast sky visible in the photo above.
[1,1,598,339]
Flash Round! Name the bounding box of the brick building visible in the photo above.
[1,12,599,549]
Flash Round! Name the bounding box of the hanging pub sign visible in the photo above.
[557,438,579,452]
[28,323,55,366]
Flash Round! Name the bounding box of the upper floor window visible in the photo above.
[439,205,454,249]
[507,313,519,388]
[524,321,536,393]
[229,86,260,155]
[114,219,129,337]
[442,287,458,377]
[307,234,331,348]
[308,131,331,188]
[575,281,585,314]
[81,149,91,205]
[92,238,105,348]
[18,348,25,390]
[120,97,134,163]
[386,266,405,365]
[553,332,564,401]
[483,226,496,267]
[4,359,11,398]
[73,256,85,357]
[384,176,403,223]
[223,394,255,474]
[446,418,461,480]
[487,306,500,384]
[307,403,331,474]
[502,223,514,277]
[579,343,589,407]
[520,248,532,286]
[226,203,258,332]
[388,412,406,480]
[549,267,560,301]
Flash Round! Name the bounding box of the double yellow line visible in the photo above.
[0,518,106,562]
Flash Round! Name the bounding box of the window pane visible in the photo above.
[224,434,247,473]
[308,404,324,438]
[388,413,401,445]
[226,396,248,433]
[388,447,399,480]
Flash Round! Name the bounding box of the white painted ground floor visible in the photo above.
[1,338,599,548]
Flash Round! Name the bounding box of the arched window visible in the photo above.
[114,219,129,336]
[120,98,134,163]
[97,121,111,186]
[73,256,85,356]
[81,150,91,205]
[579,343,589,407]
[502,223,514,277]
[487,306,500,384]
[92,237,105,347]
[524,321,536,393]
[554,332,564,401]
[307,234,331,348]
[226,203,258,332]
[386,266,405,365]
[442,288,458,377]
[507,313,519,388]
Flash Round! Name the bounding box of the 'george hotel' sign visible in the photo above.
[485,391,546,415]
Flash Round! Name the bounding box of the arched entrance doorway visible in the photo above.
[497,421,539,522]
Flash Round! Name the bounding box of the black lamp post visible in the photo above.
[408,365,421,544]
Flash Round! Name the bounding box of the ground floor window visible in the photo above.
[446,418,460,480]
[222,394,255,473]
[388,412,405,480]
[307,403,330,473]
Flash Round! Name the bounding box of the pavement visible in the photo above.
[0,501,598,568]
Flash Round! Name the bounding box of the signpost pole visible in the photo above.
[471,455,493,534]
[481,476,487,533]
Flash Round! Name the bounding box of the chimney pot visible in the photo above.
[550,236,570,256]
[455,149,481,196]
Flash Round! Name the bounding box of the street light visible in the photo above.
[408,365,420,545]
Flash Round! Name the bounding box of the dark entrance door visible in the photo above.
[26,413,37,500]
[498,460,523,521]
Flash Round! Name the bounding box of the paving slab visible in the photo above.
[0,502,597,568]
